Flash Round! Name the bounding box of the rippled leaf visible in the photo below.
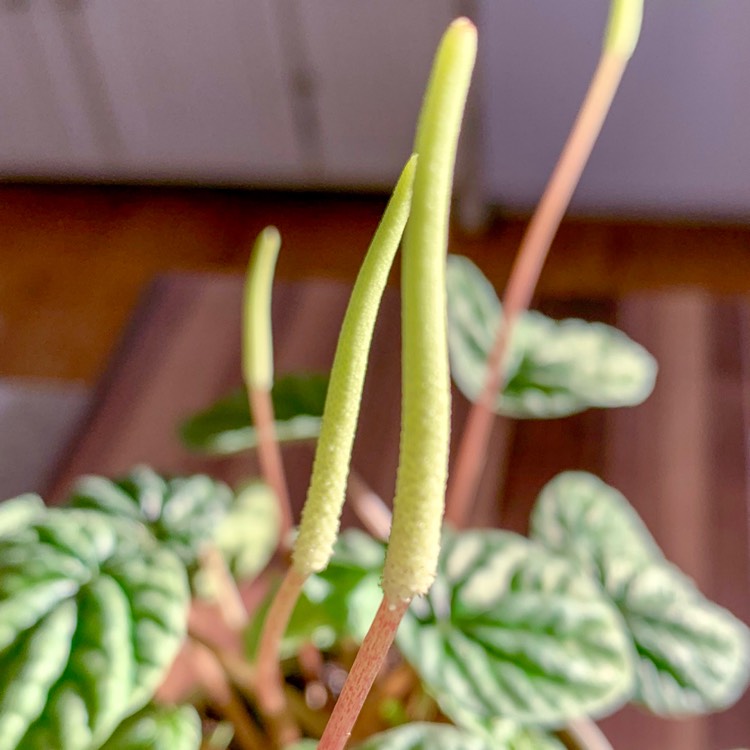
[530,471,661,575]
[0,509,189,750]
[68,467,233,568]
[354,722,492,750]
[354,721,564,750]
[613,561,750,715]
[530,471,750,715]
[397,529,634,726]
[105,703,201,750]
[180,373,329,455]
[446,255,657,418]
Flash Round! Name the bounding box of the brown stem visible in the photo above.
[560,717,614,750]
[347,470,392,541]
[255,566,306,746]
[318,595,410,750]
[190,639,267,750]
[188,628,256,695]
[198,545,249,631]
[250,386,294,536]
[445,51,629,528]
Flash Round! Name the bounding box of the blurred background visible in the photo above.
[1,0,750,489]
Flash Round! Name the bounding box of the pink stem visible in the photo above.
[249,386,294,536]
[347,470,392,541]
[255,566,306,746]
[445,52,628,528]
[318,595,410,750]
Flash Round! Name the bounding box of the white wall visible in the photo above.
[478,1,750,219]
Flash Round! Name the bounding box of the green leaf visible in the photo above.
[0,509,190,750]
[194,482,280,595]
[245,530,384,660]
[530,471,750,716]
[179,373,329,455]
[0,494,46,538]
[397,529,634,727]
[354,722,492,750]
[353,721,564,750]
[285,741,319,750]
[446,255,657,418]
[435,698,566,750]
[529,471,662,575]
[445,254,525,400]
[104,704,201,750]
[614,561,750,715]
[68,467,233,568]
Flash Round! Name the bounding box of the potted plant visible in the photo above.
[1,3,748,749]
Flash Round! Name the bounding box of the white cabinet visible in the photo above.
[0,0,457,187]
[77,0,302,183]
[0,0,101,176]
[478,0,750,218]
[292,0,454,187]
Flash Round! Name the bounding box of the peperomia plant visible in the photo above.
[1,4,749,750]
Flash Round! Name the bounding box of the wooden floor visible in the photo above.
[2,182,750,383]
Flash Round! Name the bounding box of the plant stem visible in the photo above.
[347,470,391,541]
[249,386,294,535]
[561,718,615,750]
[317,595,410,750]
[253,157,415,743]
[317,19,475,749]
[190,639,267,750]
[445,48,633,529]
[382,16,476,603]
[243,226,295,535]
[254,566,306,746]
[188,628,256,696]
[198,545,249,632]
[293,156,416,577]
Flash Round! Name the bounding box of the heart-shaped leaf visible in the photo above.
[68,467,233,569]
[530,471,750,715]
[179,373,329,455]
[397,529,634,727]
[104,703,201,750]
[446,255,526,398]
[245,530,384,660]
[529,471,662,575]
[613,561,750,715]
[0,508,190,750]
[446,255,657,418]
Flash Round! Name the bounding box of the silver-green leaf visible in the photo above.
[530,471,750,715]
[354,722,492,750]
[615,561,750,715]
[0,494,46,538]
[353,721,564,750]
[179,373,329,455]
[530,471,662,576]
[0,509,190,750]
[104,704,201,750]
[68,467,233,568]
[397,529,634,727]
[446,255,657,418]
